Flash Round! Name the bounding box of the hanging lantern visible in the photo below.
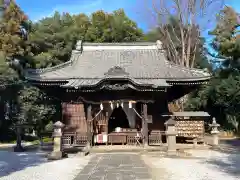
[121,102,123,108]
[100,103,103,110]
[116,102,119,108]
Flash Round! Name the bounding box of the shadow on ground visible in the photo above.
[0,150,48,177]
[205,139,240,177]
[220,138,240,147]
[214,139,240,154]
[206,151,240,177]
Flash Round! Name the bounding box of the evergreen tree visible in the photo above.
[210,6,240,70]
[0,0,30,61]
[29,12,90,68]
[29,9,143,68]
[186,6,240,134]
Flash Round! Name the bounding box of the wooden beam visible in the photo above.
[87,104,92,121]
[142,103,149,147]
[86,104,92,146]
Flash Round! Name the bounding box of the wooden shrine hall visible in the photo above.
[25,40,211,147]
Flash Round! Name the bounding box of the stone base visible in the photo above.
[77,151,89,157]
[210,145,220,151]
[48,151,65,160]
[167,150,177,156]
[13,145,25,152]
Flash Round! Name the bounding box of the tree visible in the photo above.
[0,1,57,141]
[29,9,144,68]
[142,0,223,111]
[145,0,224,68]
[0,52,20,141]
[17,85,56,136]
[210,6,240,69]
[0,0,31,61]
[85,9,143,42]
[186,6,240,134]
[144,17,212,70]
[29,12,90,68]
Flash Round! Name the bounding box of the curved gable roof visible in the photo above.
[25,41,211,88]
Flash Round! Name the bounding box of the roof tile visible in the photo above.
[25,41,211,87]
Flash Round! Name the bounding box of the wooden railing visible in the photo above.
[62,130,166,147]
[149,131,165,145]
[62,132,92,148]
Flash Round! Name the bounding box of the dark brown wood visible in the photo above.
[62,132,89,148]
[69,90,162,103]
[108,131,138,145]
[94,111,108,134]
[62,103,87,133]
[108,133,127,145]
[86,104,92,145]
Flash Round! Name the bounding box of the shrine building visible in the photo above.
[24,40,211,147]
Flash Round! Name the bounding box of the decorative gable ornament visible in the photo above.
[104,66,129,76]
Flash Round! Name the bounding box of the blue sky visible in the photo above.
[16,0,240,34]
[15,0,149,30]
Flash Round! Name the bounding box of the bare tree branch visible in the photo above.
[146,0,224,68]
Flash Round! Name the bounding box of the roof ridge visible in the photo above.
[82,42,156,46]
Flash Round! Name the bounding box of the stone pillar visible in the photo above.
[209,117,220,146]
[48,121,65,160]
[142,103,149,148]
[13,125,25,152]
[164,118,177,156]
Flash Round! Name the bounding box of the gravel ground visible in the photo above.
[143,150,240,180]
[0,151,92,180]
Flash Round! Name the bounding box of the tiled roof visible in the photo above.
[25,41,211,88]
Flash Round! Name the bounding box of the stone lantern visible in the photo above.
[13,124,25,152]
[13,123,32,152]
[48,121,65,160]
[164,118,177,156]
[209,117,220,146]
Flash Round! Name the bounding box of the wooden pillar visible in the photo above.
[142,103,149,147]
[87,104,92,147]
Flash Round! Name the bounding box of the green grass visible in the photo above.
[42,137,53,143]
